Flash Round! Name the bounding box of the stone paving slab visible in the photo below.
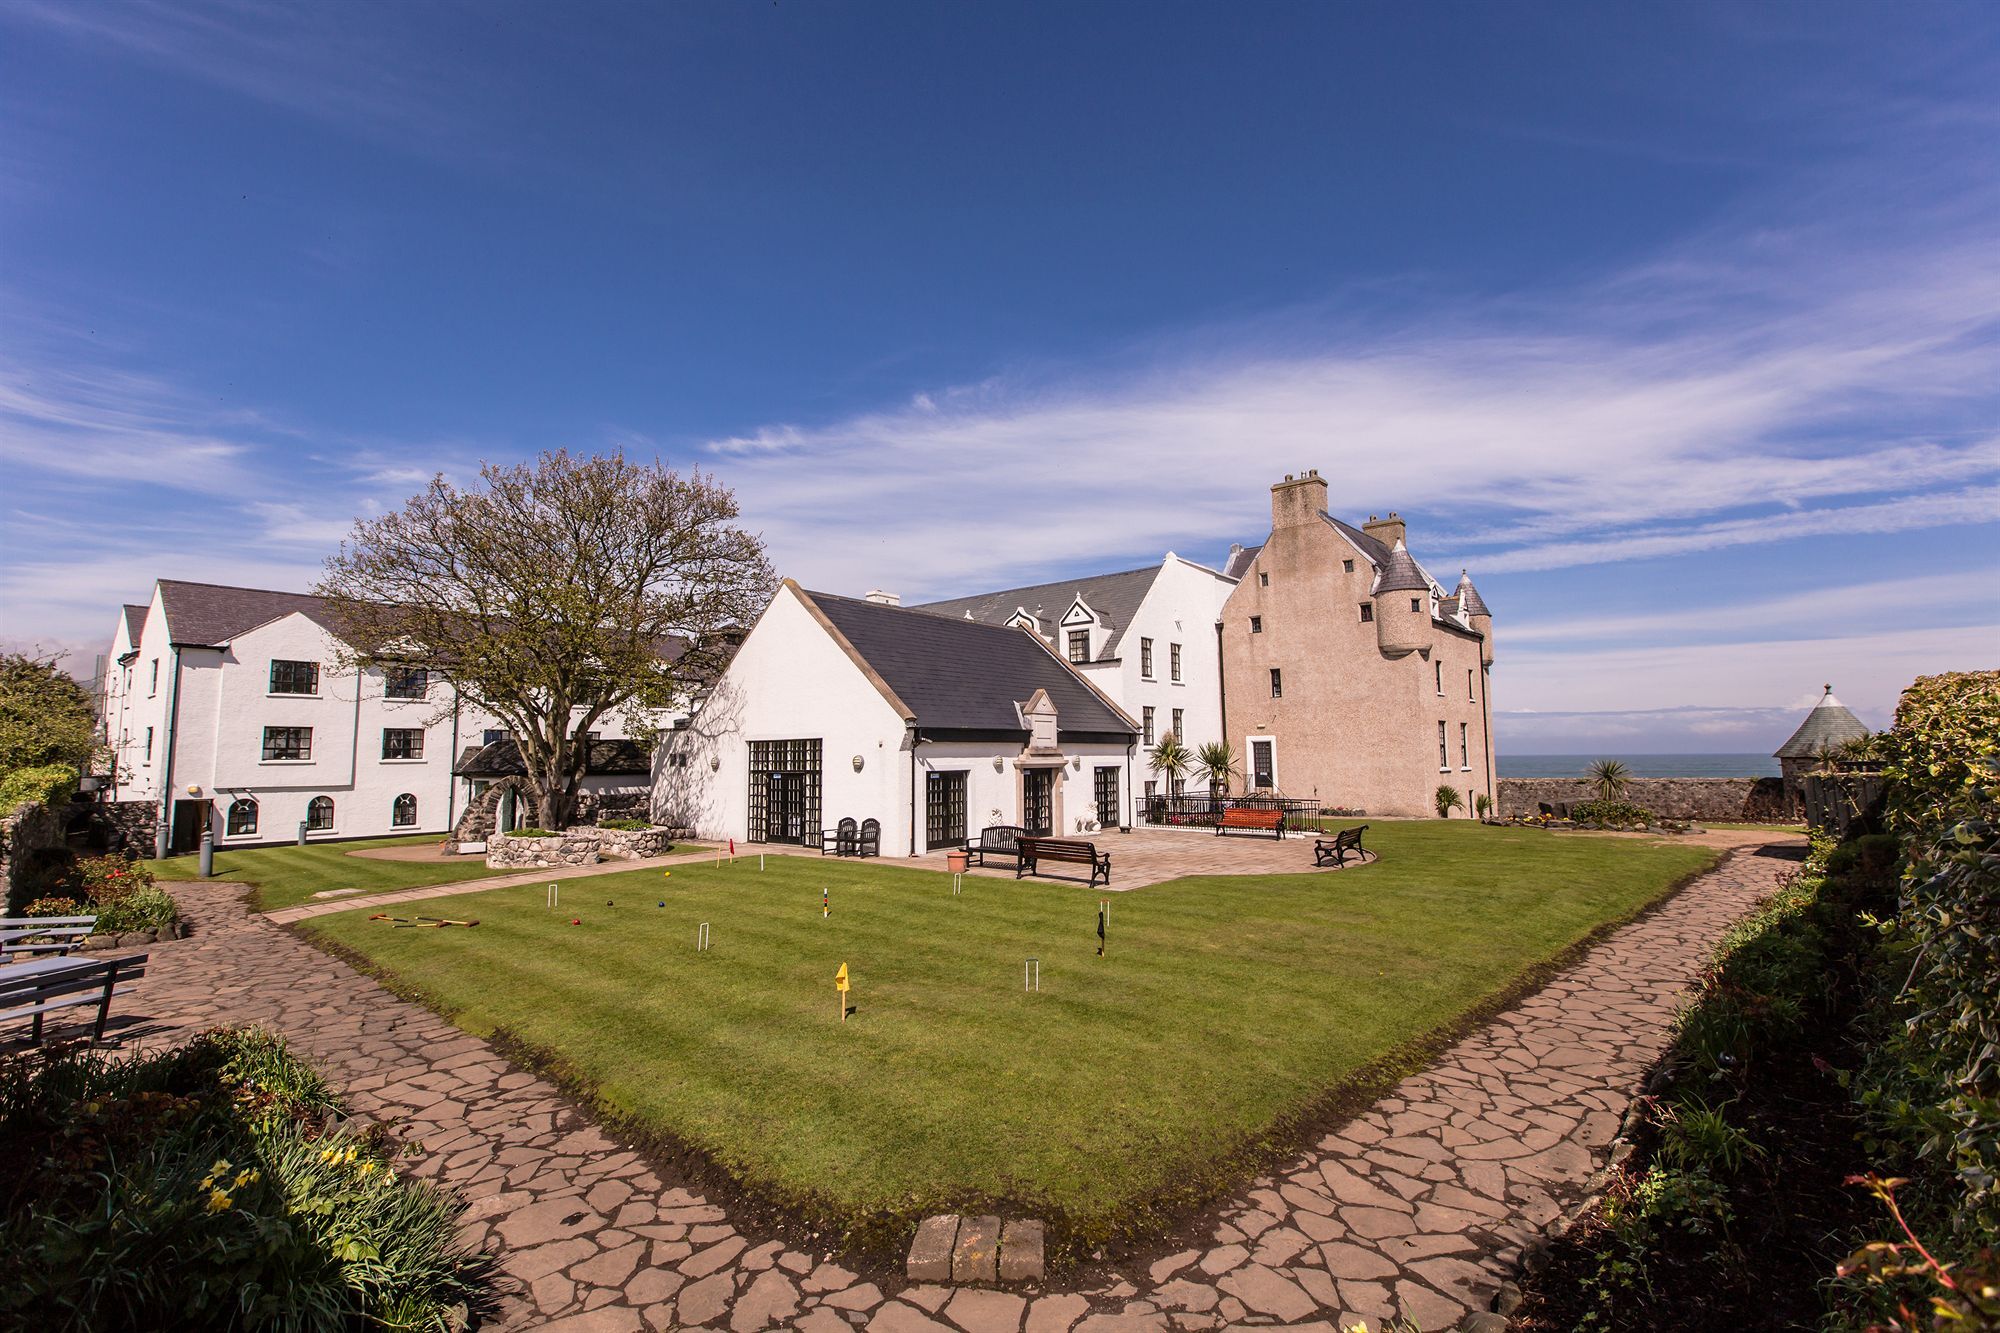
[75,837,1795,1331]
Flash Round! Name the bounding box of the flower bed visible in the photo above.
[487,824,674,868]
[0,1027,493,1328]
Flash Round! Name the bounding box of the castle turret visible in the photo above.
[1372,538,1431,658]
[1456,569,1493,665]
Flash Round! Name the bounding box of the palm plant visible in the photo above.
[1194,740,1240,796]
[1587,758,1631,802]
[1474,792,1493,821]
[1435,784,1464,818]
[1148,733,1192,792]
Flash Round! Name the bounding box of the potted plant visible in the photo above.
[946,847,969,873]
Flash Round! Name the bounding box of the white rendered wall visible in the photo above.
[1113,555,1234,768]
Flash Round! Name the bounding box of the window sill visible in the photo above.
[260,759,314,765]
[380,758,428,764]
[266,692,323,699]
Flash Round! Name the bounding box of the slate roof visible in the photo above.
[155,580,340,646]
[1455,573,1492,618]
[1222,544,1263,580]
[452,736,653,778]
[121,604,149,643]
[1775,688,1871,759]
[909,565,1163,658]
[1373,540,1431,594]
[802,588,1137,738]
[1325,517,1392,567]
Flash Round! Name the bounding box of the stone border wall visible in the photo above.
[2,801,64,913]
[485,825,673,869]
[1497,776,1791,823]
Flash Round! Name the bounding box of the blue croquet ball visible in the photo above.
[607,900,614,907]
[657,901,665,908]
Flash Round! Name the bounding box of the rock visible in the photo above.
[953,1214,1001,1284]
[1493,1281,1524,1315]
[907,1215,959,1283]
[999,1219,1045,1282]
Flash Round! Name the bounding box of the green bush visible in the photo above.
[21,896,87,918]
[94,887,180,933]
[0,1027,493,1330]
[1434,784,1463,818]
[75,854,158,903]
[598,818,653,831]
[0,762,77,817]
[1571,798,1653,826]
[502,827,555,838]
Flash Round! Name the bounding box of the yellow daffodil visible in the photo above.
[205,1189,232,1213]
[232,1169,260,1189]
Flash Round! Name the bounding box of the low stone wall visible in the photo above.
[485,825,673,869]
[1497,776,1791,823]
[2,801,65,912]
[96,799,159,855]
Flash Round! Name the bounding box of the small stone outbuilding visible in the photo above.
[1774,685,1871,813]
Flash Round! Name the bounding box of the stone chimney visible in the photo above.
[1362,512,1406,549]
[1270,469,1329,530]
[864,589,901,606]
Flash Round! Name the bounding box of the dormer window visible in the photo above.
[1067,630,1090,664]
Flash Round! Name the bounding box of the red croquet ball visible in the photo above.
[571,918,581,925]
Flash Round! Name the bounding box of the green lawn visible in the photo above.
[147,835,517,912]
[304,822,1717,1247]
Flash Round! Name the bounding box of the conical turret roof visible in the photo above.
[1455,569,1491,617]
[1374,538,1430,594]
[1774,685,1870,759]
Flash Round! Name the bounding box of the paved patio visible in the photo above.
[910,823,1365,890]
[53,832,1800,1331]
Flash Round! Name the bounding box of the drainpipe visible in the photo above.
[446,689,461,833]
[1124,736,1135,829]
[907,724,920,856]
[1213,618,1228,794]
[1479,660,1495,814]
[154,646,183,858]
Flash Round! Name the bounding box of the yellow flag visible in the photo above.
[835,962,850,992]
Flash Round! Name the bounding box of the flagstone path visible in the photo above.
[76,839,1797,1332]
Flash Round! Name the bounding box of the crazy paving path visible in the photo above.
[99,842,1797,1333]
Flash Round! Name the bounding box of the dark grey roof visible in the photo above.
[805,589,1136,737]
[1222,544,1263,580]
[452,736,652,778]
[1325,516,1392,567]
[121,604,149,642]
[1455,574,1491,617]
[1775,689,1871,759]
[156,580,339,646]
[909,565,1162,657]
[1372,541,1431,594]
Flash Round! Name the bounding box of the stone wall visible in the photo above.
[1497,776,1791,823]
[97,800,159,855]
[485,824,674,870]
[2,801,65,913]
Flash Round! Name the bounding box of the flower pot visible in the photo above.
[946,850,969,873]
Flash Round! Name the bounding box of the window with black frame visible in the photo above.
[226,798,258,836]
[383,666,428,699]
[1094,766,1119,827]
[262,726,311,761]
[747,738,821,844]
[925,770,966,849]
[306,795,334,831]
[1068,630,1090,663]
[382,728,424,760]
[392,793,417,827]
[269,659,319,694]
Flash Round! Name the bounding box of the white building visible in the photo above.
[100,580,664,854]
[909,553,1236,805]
[658,583,1141,853]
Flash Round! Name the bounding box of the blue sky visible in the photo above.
[2,2,1995,752]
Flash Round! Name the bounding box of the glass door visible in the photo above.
[1093,767,1120,828]
[1023,768,1053,836]
[926,771,967,849]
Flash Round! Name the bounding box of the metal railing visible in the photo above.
[1143,792,1322,828]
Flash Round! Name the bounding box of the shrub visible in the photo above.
[1434,784,1464,818]
[1474,793,1493,820]
[94,887,180,933]
[503,827,556,838]
[21,896,87,918]
[0,762,77,817]
[1588,757,1633,801]
[1570,798,1652,826]
[598,818,653,831]
[74,854,157,904]
[0,1027,493,1330]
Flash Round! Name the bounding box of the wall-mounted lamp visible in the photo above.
[186,785,202,796]
[709,757,721,772]
[1072,757,1082,771]
[992,757,1004,773]
[852,755,865,772]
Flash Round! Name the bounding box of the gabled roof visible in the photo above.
[1324,517,1392,567]
[452,735,652,778]
[909,565,1163,658]
[155,580,339,647]
[1775,687,1871,759]
[121,604,149,642]
[801,588,1137,738]
[1222,543,1263,580]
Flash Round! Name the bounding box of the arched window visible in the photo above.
[392,793,417,828]
[306,796,334,832]
[227,798,258,836]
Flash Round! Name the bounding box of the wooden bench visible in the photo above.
[1215,808,1285,839]
[1015,836,1111,888]
[965,824,1025,870]
[1313,825,1369,868]
[0,915,98,961]
[1,954,149,1045]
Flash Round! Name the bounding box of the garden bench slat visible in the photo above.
[0,954,149,1045]
[0,916,99,960]
[965,825,1025,869]
[1015,837,1112,888]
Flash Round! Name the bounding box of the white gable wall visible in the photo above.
[1114,556,1234,788]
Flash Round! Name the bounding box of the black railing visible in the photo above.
[1143,793,1323,828]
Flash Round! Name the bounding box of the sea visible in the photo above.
[1497,753,1780,779]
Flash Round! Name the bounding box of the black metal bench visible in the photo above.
[966,824,1025,869]
[1,954,149,1045]
[1313,825,1369,867]
[1016,836,1111,887]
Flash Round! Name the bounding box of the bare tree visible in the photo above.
[315,450,774,830]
